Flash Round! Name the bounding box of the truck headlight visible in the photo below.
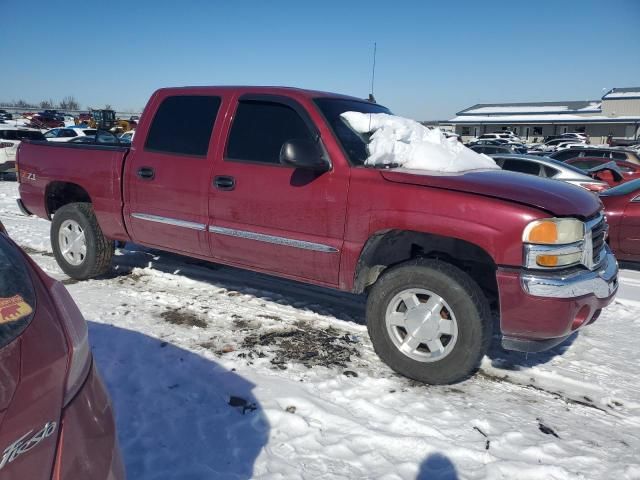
[523,218,585,268]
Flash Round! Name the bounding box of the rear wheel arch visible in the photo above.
[45,181,92,219]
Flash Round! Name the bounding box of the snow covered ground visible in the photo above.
[1,179,639,480]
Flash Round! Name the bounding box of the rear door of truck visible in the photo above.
[206,94,349,286]
[123,92,225,255]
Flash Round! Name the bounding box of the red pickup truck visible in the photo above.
[16,86,619,384]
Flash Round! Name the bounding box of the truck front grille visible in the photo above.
[589,215,607,267]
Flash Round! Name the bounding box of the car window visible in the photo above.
[611,152,627,161]
[582,150,607,158]
[0,236,36,349]
[551,150,577,161]
[145,95,221,156]
[542,165,560,177]
[44,129,59,138]
[571,160,602,170]
[616,163,635,173]
[226,100,314,165]
[501,159,541,176]
[61,129,77,138]
[15,130,45,141]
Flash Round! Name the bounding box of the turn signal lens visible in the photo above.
[537,255,558,267]
[536,252,582,267]
[528,222,557,244]
[523,218,584,245]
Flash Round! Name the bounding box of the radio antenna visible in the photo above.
[369,42,377,103]
[368,42,377,133]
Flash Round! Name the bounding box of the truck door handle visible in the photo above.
[214,176,235,191]
[137,167,155,180]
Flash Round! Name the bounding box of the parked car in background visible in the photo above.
[44,127,97,142]
[77,112,91,124]
[16,85,619,385]
[119,130,135,143]
[0,126,46,173]
[534,138,586,153]
[559,132,588,141]
[30,110,64,129]
[550,147,640,165]
[68,131,123,145]
[470,144,527,155]
[0,110,13,120]
[478,132,523,143]
[467,139,504,147]
[478,133,511,140]
[490,154,609,192]
[68,136,97,144]
[0,221,124,479]
[566,157,640,186]
[600,179,640,262]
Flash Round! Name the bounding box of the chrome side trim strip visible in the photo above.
[131,213,206,231]
[208,226,338,253]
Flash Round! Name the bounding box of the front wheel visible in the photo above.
[366,258,492,384]
[51,202,114,280]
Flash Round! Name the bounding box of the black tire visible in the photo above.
[51,202,114,280]
[366,258,492,385]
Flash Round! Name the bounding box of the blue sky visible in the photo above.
[1,0,639,119]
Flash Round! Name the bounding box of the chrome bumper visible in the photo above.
[521,249,618,299]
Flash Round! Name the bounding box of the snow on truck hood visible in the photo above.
[340,111,601,218]
[340,111,499,172]
[380,168,602,218]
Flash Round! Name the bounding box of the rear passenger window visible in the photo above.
[145,95,221,157]
[226,100,314,165]
[585,150,607,158]
[552,150,576,161]
[612,152,627,161]
[501,159,541,176]
[0,237,36,349]
[571,160,601,170]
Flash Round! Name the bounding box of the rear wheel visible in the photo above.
[51,203,114,280]
[366,258,492,384]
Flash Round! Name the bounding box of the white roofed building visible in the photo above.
[448,87,640,144]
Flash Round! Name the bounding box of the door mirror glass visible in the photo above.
[280,139,329,172]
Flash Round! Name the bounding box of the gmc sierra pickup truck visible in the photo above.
[16,86,619,384]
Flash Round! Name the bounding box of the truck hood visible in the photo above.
[380,168,602,218]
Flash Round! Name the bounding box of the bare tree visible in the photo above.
[59,96,80,111]
[15,99,36,108]
[40,99,55,109]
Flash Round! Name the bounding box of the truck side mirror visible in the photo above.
[280,139,330,172]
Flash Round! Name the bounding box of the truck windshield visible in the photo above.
[314,98,391,165]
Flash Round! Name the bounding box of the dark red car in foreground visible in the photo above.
[601,179,640,262]
[566,157,640,187]
[0,221,124,479]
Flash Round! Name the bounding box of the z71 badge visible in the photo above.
[20,171,36,182]
[0,295,33,324]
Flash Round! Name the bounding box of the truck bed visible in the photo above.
[17,140,130,241]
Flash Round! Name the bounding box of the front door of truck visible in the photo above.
[208,95,349,286]
[124,94,223,255]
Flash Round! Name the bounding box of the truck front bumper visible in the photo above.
[497,249,618,353]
